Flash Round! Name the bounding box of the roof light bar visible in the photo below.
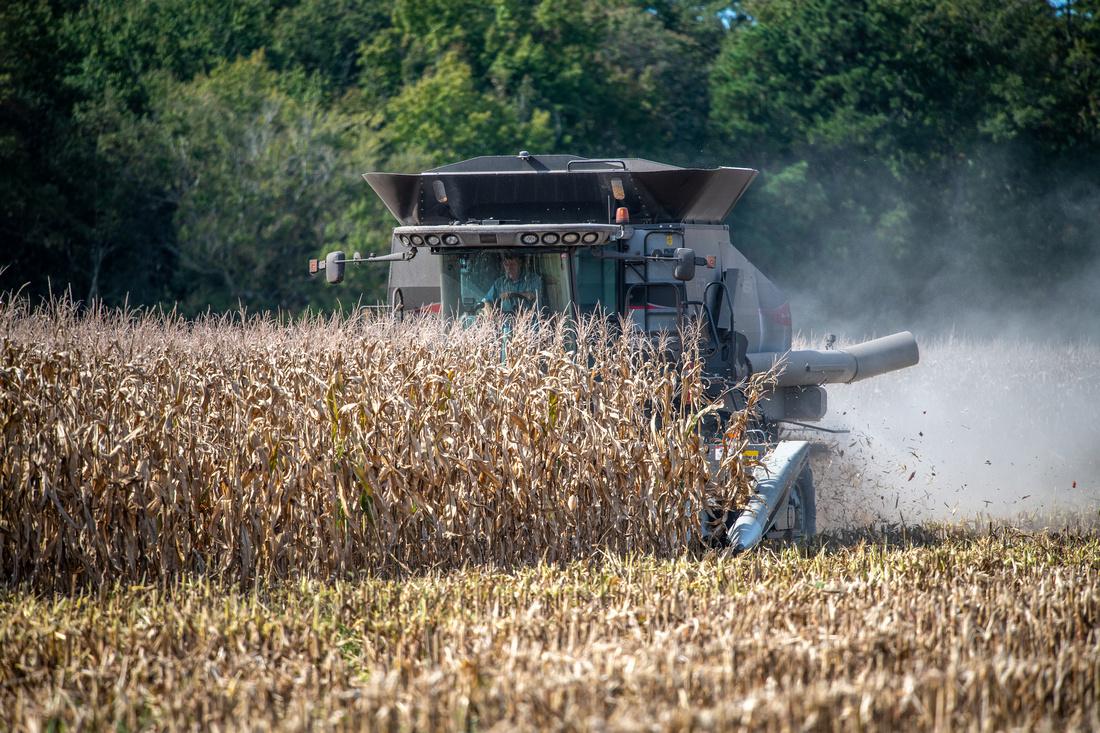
[392,223,622,249]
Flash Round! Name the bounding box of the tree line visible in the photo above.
[2,0,1098,323]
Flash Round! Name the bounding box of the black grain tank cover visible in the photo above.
[362,154,758,226]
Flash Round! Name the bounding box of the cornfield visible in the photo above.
[0,298,759,588]
[3,299,1098,731]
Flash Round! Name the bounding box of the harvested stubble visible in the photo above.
[0,299,759,588]
[2,528,1098,731]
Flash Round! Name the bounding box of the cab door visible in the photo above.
[572,248,620,315]
[625,230,685,333]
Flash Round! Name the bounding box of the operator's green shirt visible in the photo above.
[482,272,544,312]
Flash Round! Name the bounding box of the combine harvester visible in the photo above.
[310,153,918,551]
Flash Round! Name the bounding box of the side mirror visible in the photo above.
[673,248,696,281]
[326,251,345,284]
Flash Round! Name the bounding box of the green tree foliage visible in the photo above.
[376,50,553,162]
[1,0,77,294]
[712,0,1097,165]
[710,0,1100,323]
[361,0,722,161]
[270,0,389,95]
[151,54,382,312]
[1,0,1097,320]
[61,0,277,111]
[2,0,177,304]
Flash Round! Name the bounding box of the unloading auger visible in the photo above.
[309,152,919,550]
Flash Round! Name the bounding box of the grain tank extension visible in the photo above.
[309,153,919,549]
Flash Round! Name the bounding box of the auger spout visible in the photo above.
[747,331,919,387]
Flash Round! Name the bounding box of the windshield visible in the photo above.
[440,251,573,317]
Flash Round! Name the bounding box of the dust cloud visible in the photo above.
[764,161,1100,529]
[788,332,1100,529]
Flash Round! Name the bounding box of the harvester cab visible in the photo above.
[309,152,920,550]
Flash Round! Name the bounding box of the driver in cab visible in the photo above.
[482,253,543,312]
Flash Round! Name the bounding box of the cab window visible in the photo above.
[573,249,619,315]
[440,251,572,317]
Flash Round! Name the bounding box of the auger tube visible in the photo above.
[747,331,919,387]
[727,441,812,553]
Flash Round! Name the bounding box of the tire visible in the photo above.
[790,466,816,539]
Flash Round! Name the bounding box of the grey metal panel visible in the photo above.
[630,167,758,223]
[387,238,440,308]
[362,163,759,225]
[747,331,919,387]
[428,154,582,173]
[782,386,827,421]
[362,172,422,225]
[615,158,682,173]
[846,331,920,381]
[391,286,439,309]
[426,154,681,173]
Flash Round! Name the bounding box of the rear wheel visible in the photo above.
[765,465,816,541]
[788,466,816,539]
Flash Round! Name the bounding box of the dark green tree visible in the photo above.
[709,0,1100,325]
[270,0,390,95]
[4,0,1096,319]
[150,54,382,313]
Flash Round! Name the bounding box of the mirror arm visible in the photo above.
[587,247,686,264]
[649,255,707,265]
[339,248,417,264]
[310,247,417,275]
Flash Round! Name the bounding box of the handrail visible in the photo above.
[566,159,628,171]
[703,280,736,332]
[682,299,720,355]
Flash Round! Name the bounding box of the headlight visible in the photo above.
[561,232,580,244]
[426,234,441,245]
[410,234,424,245]
[443,233,460,245]
[520,232,539,245]
[400,234,412,246]
[541,232,560,244]
[581,232,600,244]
